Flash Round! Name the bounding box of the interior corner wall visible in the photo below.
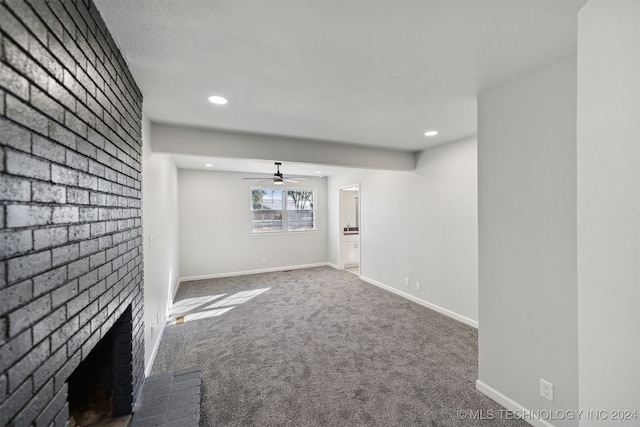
[141,116,179,374]
[577,1,640,424]
[177,170,328,279]
[327,137,478,325]
[477,57,578,425]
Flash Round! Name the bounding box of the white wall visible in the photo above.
[152,123,415,171]
[577,1,640,424]
[178,170,328,279]
[142,116,180,375]
[477,57,578,425]
[328,137,478,326]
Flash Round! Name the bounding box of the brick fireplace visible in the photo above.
[0,1,145,425]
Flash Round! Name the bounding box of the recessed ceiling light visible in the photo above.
[208,95,228,105]
[424,130,439,137]
[204,163,213,167]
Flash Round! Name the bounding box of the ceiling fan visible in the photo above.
[243,162,310,186]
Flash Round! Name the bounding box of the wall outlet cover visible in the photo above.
[540,379,554,402]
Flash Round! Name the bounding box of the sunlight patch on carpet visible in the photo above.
[169,288,271,324]
[172,294,227,315]
[206,288,271,309]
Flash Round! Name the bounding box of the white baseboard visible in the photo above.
[475,380,555,427]
[178,262,329,284]
[327,262,341,270]
[145,319,166,377]
[359,275,478,329]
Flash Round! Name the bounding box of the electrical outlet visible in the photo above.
[416,281,421,290]
[404,278,410,287]
[540,379,554,402]
[262,257,267,264]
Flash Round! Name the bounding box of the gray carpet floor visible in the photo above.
[150,267,527,426]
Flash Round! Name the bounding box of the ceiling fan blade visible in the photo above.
[243,162,313,183]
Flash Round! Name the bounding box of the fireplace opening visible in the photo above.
[68,331,114,426]
[67,306,134,427]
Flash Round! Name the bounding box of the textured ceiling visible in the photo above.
[95,0,586,155]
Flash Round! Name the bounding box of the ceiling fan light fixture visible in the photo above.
[242,162,311,185]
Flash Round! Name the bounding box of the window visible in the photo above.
[286,190,315,231]
[251,188,316,233]
[251,189,283,233]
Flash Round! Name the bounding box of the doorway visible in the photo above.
[339,184,360,275]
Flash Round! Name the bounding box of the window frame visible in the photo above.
[250,187,317,234]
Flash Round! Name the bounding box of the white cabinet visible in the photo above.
[341,234,360,267]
